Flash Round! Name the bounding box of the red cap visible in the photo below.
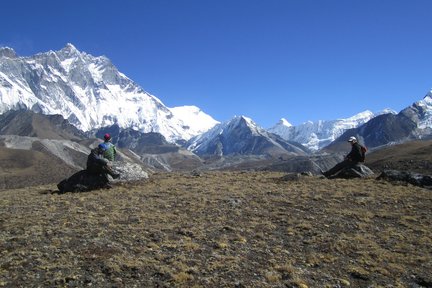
[104,133,111,141]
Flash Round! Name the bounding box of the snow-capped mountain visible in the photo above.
[269,110,396,151]
[400,90,432,131]
[0,44,219,142]
[187,115,309,156]
[325,91,432,151]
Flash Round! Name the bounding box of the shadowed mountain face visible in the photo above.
[323,95,432,153]
[359,113,417,146]
[0,110,86,141]
[321,113,418,155]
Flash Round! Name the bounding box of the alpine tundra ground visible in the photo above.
[1,171,431,287]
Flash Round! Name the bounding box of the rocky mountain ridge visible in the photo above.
[187,116,309,157]
[1,44,432,177]
[324,92,432,153]
[2,44,431,152]
[269,109,395,151]
[0,44,218,142]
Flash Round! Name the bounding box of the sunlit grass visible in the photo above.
[1,171,431,287]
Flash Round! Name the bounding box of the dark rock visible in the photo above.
[414,274,432,287]
[190,170,202,177]
[300,171,313,176]
[376,170,432,188]
[57,170,109,193]
[331,164,374,179]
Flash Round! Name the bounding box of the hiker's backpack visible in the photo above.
[360,145,367,162]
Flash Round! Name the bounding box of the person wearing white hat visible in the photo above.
[322,136,364,178]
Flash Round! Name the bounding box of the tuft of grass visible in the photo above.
[264,270,282,282]
[172,271,194,283]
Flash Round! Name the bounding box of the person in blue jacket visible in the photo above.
[101,133,117,162]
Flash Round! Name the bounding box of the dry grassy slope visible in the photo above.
[1,172,431,287]
[366,140,432,175]
[0,147,78,190]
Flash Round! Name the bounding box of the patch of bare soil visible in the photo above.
[1,172,431,287]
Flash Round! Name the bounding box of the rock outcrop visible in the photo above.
[376,169,432,188]
[330,164,375,179]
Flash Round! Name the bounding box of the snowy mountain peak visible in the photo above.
[0,44,217,142]
[276,118,293,127]
[341,110,374,122]
[424,90,432,101]
[0,47,17,58]
[60,43,80,56]
[415,91,432,108]
[408,90,432,129]
[227,116,266,136]
[232,115,253,126]
[269,110,378,151]
[187,115,309,156]
[169,105,220,134]
[380,108,397,115]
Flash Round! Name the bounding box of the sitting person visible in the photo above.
[101,133,117,162]
[322,136,364,178]
[87,144,120,183]
[57,144,120,193]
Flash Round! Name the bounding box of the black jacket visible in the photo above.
[346,142,363,163]
[87,148,108,173]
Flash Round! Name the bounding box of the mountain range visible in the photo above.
[187,116,309,156]
[268,109,396,151]
[0,44,218,143]
[1,44,432,164]
[323,91,432,153]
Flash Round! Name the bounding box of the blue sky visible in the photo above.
[1,0,431,127]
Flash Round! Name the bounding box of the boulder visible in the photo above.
[56,162,149,193]
[376,170,432,188]
[57,170,109,193]
[331,164,374,179]
[112,162,149,181]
